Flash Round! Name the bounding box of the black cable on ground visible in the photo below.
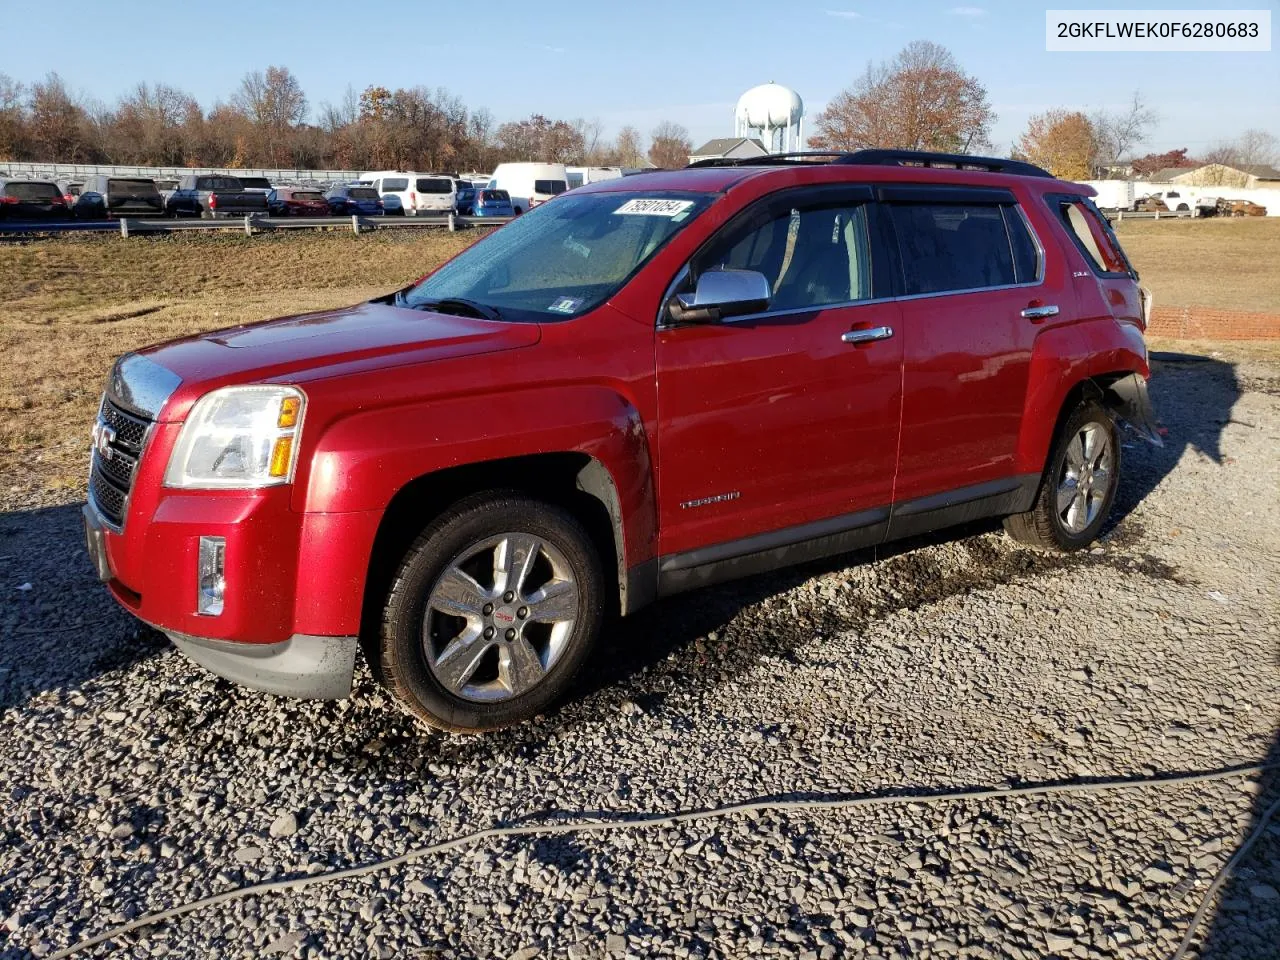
[45,761,1279,960]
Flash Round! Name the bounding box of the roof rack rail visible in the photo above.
[837,149,1053,178]
[686,148,1053,179]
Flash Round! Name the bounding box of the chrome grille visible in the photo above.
[88,399,152,529]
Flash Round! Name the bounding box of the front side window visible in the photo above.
[402,191,713,322]
[694,199,873,312]
[382,177,409,192]
[890,203,1022,295]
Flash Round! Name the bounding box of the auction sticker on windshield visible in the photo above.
[614,198,695,217]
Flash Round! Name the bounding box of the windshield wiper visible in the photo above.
[412,297,504,322]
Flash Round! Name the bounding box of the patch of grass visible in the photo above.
[1113,216,1280,315]
[1,229,476,497]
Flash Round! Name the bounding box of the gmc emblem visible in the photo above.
[92,420,117,461]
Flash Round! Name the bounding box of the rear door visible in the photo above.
[655,184,904,558]
[884,185,1066,511]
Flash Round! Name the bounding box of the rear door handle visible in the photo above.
[1021,305,1060,321]
[841,325,894,345]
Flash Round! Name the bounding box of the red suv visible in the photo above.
[83,150,1161,732]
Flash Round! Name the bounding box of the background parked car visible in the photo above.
[325,183,384,216]
[471,188,514,218]
[0,178,72,220]
[361,171,455,216]
[238,176,273,196]
[454,180,478,214]
[165,174,269,219]
[1219,198,1267,217]
[267,187,330,217]
[73,176,165,220]
[154,178,180,209]
[487,162,568,214]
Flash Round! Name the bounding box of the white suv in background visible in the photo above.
[361,171,457,216]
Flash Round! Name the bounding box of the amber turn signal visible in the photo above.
[268,436,294,477]
[278,396,302,428]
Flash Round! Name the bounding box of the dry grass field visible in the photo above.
[0,230,474,497]
[1114,216,1280,314]
[1,217,1276,498]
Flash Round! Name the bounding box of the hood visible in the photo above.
[138,301,540,421]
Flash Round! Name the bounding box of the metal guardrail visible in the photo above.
[0,214,513,238]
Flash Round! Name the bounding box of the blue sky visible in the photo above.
[3,0,1276,155]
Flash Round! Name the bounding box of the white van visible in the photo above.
[486,163,568,215]
[360,171,457,216]
[566,166,624,189]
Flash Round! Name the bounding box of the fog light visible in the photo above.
[197,536,226,616]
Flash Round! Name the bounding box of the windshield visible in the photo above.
[402,190,712,322]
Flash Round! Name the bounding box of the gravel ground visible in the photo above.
[1,350,1278,960]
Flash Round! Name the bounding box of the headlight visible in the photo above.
[164,385,305,489]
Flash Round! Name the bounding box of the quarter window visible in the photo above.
[1058,199,1128,274]
[696,201,873,312]
[890,203,1024,295]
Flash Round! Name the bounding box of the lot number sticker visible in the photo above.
[614,198,695,217]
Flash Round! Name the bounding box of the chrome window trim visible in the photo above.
[656,197,1047,330]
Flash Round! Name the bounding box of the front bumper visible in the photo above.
[164,628,357,699]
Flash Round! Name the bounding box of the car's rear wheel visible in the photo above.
[1004,401,1121,551]
[380,494,605,733]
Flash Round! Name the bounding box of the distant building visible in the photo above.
[1149,163,1280,188]
[688,137,769,165]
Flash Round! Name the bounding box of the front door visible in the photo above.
[655,186,904,560]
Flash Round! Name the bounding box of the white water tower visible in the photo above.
[734,82,804,153]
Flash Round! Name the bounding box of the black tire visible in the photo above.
[380,493,605,733]
[1004,401,1121,551]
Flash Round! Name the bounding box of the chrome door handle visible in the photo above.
[1021,305,1060,321]
[841,325,894,344]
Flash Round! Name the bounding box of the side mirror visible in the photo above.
[668,268,771,324]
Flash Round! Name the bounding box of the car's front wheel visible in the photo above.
[379,494,605,732]
[1004,401,1121,551]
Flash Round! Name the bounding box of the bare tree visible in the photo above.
[1017,110,1097,180]
[575,117,608,164]
[233,66,307,165]
[1090,90,1158,173]
[809,41,995,153]
[612,126,646,167]
[648,120,691,168]
[0,73,26,159]
[1234,128,1279,167]
[28,73,90,162]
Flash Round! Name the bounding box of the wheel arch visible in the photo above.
[358,452,643,676]
[1031,369,1154,480]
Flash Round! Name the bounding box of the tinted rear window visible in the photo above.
[890,203,1019,295]
[480,190,510,201]
[381,178,409,192]
[417,178,453,193]
[534,179,567,195]
[291,191,324,202]
[238,177,271,189]
[4,181,61,201]
[196,176,243,191]
[349,187,379,199]
[107,179,161,200]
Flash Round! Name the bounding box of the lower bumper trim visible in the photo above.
[163,629,358,700]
